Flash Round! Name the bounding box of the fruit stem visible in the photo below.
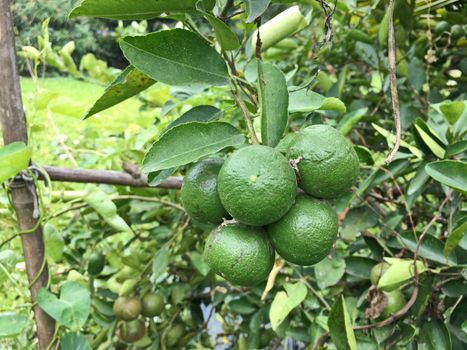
[231,87,260,145]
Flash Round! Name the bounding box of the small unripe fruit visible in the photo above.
[382,290,405,318]
[117,319,146,343]
[113,296,142,321]
[141,293,164,317]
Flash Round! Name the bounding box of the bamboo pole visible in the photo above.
[0,1,56,348]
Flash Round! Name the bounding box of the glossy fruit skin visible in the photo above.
[87,252,105,276]
[118,319,146,343]
[382,290,405,318]
[181,158,228,225]
[287,124,360,199]
[113,296,142,321]
[141,293,164,317]
[204,224,275,286]
[268,194,338,266]
[370,262,390,286]
[218,145,297,226]
[166,324,186,347]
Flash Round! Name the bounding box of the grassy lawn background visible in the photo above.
[18,77,157,173]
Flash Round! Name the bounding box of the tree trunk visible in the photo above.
[0,0,56,348]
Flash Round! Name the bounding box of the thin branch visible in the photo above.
[384,0,402,164]
[231,87,260,144]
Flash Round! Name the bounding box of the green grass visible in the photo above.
[17,77,156,168]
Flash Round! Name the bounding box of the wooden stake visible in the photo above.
[0,1,55,348]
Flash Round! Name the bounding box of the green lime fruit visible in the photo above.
[382,290,405,318]
[218,145,297,226]
[181,158,228,225]
[287,124,360,199]
[434,21,450,35]
[451,24,465,40]
[268,194,338,266]
[113,296,142,321]
[370,262,390,286]
[165,324,186,347]
[141,293,164,317]
[118,319,146,343]
[204,224,275,286]
[87,252,105,276]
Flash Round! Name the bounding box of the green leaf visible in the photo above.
[83,185,131,232]
[328,296,357,350]
[289,89,346,114]
[60,332,91,350]
[439,101,465,124]
[419,320,452,350]
[143,122,245,173]
[243,0,271,22]
[165,105,222,132]
[37,281,90,330]
[340,207,378,242]
[337,108,368,136]
[414,123,445,159]
[397,232,457,265]
[378,258,427,292]
[407,162,430,196]
[44,223,65,262]
[70,0,199,19]
[408,58,425,92]
[228,298,257,314]
[426,160,467,194]
[269,283,307,330]
[84,66,155,119]
[147,168,177,187]
[258,61,289,147]
[345,257,376,280]
[0,313,28,338]
[152,246,170,280]
[120,29,229,87]
[314,256,346,289]
[191,251,210,276]
[449,298,467,343]
[354,145,374,165]
[441,278,467,297]
[445,221,467,257]
[0,142,31,184]
[372,123,423,159]
[445,140,467,158]
[200,11,240,50]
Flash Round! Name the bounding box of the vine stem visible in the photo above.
[384,0,402,164]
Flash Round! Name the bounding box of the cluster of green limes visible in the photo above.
[113,293,164,343]
[181,125,360,286]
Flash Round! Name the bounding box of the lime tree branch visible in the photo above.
[385,0,402,164]
[41,166,182,188]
